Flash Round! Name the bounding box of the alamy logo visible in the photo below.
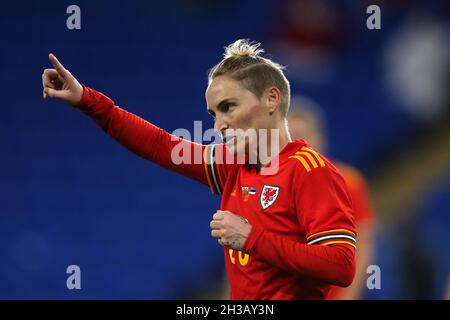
[366,265,381,289]
[366,5,381,30]
[66,5,81,30]
[66,265,81,290]
[171,121,281,175]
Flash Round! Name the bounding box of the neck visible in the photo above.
[256,120,292,168]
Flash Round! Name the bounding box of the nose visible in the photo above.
[214,116,228,137]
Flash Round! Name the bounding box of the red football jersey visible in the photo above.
[76,86,357,300]
[204,142,357,299]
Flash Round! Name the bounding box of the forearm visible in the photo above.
[243,226,356,287]
[75,86,207,184]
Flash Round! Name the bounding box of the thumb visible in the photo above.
[45,87,69,100]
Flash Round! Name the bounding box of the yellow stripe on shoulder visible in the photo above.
[288,155,312,172]
[288,146,326,172]
[301,147,326,167]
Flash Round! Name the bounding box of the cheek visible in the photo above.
[233,103,261,128]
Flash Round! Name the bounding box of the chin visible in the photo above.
[229,139,259,165]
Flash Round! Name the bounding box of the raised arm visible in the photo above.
[42,54,229,193]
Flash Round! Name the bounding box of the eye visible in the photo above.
[221,103,235,113]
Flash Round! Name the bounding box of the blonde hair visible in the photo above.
[208,39,291,118]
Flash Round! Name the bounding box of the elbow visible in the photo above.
[330,246,356,288]
[334,264,356,287]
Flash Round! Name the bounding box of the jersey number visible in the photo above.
[228,249,249,266]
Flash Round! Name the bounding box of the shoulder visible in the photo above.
[285,143,333,174]
[285,144,347,191]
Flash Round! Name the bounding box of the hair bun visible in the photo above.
[223,39,264,59]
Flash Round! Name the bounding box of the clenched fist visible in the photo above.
[42,53,83,106]
[210,210,252,251]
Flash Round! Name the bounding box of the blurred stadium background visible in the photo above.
[0,0,449,299]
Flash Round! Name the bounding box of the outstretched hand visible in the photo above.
[42,53,83,106]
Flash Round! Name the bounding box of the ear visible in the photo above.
[265,86,282,115]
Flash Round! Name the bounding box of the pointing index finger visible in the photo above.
[49,53,67,78]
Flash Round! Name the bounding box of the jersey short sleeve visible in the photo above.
[293,152,357,249]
